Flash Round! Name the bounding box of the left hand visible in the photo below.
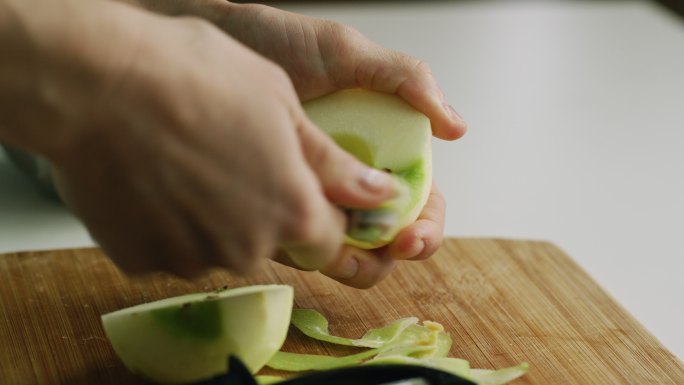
[216,3,466,139]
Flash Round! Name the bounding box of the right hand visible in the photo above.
[5,1,394,277]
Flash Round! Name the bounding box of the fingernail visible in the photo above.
[443,102,464,122]
[336,256,359,279]
[359,167,392,193]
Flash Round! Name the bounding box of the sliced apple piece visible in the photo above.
[303,89,432,249]
[101,284,293,384]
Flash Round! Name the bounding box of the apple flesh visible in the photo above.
[101,284,293,384]
[303,89,432,249]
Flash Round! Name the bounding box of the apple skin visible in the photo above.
[303,89,432,249]
[101,285,293,384]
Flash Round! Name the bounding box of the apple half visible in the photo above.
[303,89,432,249]
[101,284,293,384]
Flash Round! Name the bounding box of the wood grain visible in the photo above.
[0,239,682,385]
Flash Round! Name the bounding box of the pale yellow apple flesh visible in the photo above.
[303,89,432,249]
[101,284,293,384]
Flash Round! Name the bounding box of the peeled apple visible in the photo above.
[101,284,293,384]
[303,89,432,249]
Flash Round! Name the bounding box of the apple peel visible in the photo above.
[290,308,419,348]
[265,309,528,385]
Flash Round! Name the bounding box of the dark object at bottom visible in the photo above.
[193,356,476,385]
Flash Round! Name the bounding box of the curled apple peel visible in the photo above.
[264,309,529,385]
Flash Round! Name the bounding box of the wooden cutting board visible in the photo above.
[1,238,682,384]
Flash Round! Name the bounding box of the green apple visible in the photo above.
[303,89,432,249]
[101,284,293,384]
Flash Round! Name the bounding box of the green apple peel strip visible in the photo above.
[267,349,381,371]
[261,309,528,385]
[290,308,419,348]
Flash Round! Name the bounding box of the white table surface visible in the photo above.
[1,0,682,359]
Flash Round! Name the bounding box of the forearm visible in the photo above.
[112,0,235,25]
[0,0,144,160]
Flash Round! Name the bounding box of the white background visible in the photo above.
[1,0,682,359]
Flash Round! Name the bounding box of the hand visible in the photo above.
[318,181,447,289]
[1,0,394,277]
[217,4,466,138]
[215,3,464,287]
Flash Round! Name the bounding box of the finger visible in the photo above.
[272,250,304,270]
[280,190,347,271]
[392,57,467,142]
[387,181,446,261]
[274,246,396,289]
[345,47,467,141]
[296,115,395,209]
[320,245,397,289]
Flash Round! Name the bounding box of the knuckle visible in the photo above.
[170,264,205,280]
[306,133,334,171]
[331,22,365,42]
[209,241,242,271]
[429,199,446,220]
[334,250,396,289]
[263,61,290,84]
[178,16,218,38]
[284,190,324,243]
[416,234,441,261]
[346,263,394,289]
[312,243,399,288]
[293,215,324,246]
[345,275,381,290]
[431,235,444,253]
[432,188,447,212]
[259,61,298,100]
[395,55,434,86]
[329,23,368,60]
[209,227,276,273]
[413,59,433,76]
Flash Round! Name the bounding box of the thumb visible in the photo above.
[335,43,467,141]
[296,116,395,209]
